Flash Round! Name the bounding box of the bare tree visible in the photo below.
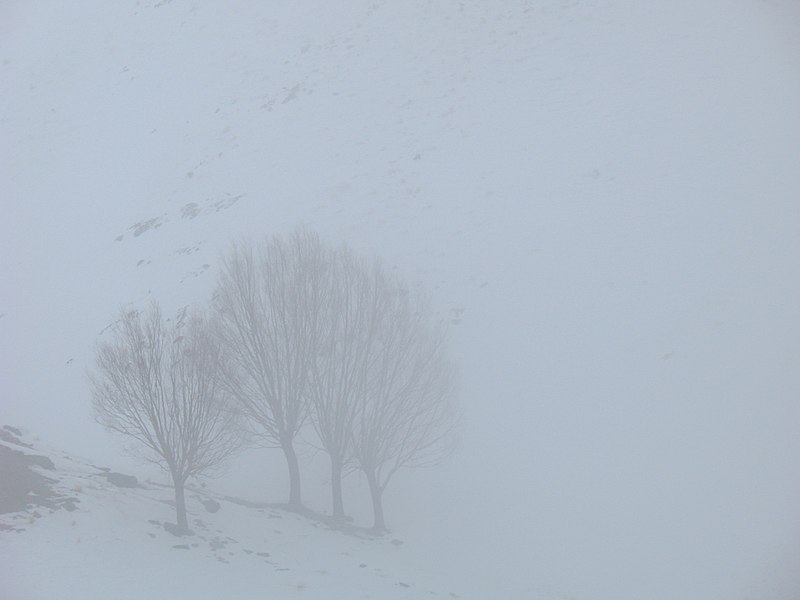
[90,303,242,533]
[306,246,383,519]
[212,228,327,507]
[352,276,458,531]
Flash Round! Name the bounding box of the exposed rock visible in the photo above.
[201,498,221,513]
[103,472,138,488]
[0,444,58,513]
[26,454,55,470]
[0,427,32,448]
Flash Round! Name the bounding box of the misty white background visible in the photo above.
[2,1,799,598]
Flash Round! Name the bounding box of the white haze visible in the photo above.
[2,0,800,598]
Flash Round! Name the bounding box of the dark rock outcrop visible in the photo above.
[0,444,58,513]
[201,498,221,513]
[103,472,138,488]
[0,426,32,449]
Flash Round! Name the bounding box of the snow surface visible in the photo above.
[2,0,800,598]
[0,431,463,600]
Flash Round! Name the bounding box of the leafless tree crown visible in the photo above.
[90,303,242,484]
[212,229,328,447]
[307,247,378,464]
[353,273,458,488]
[211,228,330,505]
[210,227,457,522]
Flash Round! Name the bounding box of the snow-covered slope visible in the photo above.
[0,428,465,600]
[2,0,800,598]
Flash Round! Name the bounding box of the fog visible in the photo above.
[2,1,800,598]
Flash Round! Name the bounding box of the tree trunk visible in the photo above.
[281,440,302,507]
[331,457,344,519]
[174,477,189,532]
[366,470,385,532]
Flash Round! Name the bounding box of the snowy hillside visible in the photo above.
[2,0,800,598]
[1,427,466,600]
